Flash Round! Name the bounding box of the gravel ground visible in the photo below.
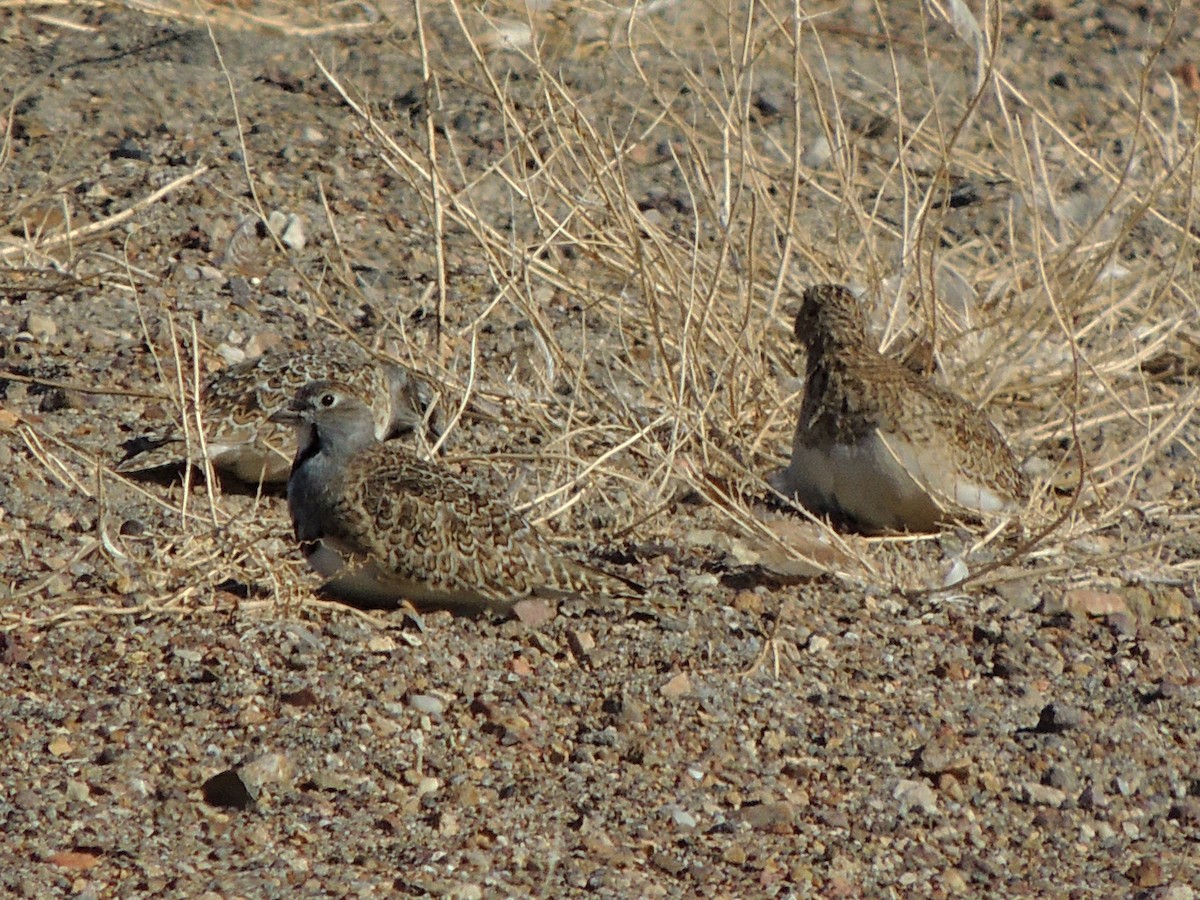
[1,2,1198,896]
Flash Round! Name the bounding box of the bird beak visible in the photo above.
[269,398,308,426]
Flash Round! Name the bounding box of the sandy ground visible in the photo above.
[1,1,1198,896]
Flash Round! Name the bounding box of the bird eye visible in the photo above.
[320,393,337,408]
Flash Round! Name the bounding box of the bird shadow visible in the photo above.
[117,462,288,499]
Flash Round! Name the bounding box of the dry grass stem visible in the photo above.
[0,163,208,262]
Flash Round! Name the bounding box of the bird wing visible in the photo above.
[322,446,638,607]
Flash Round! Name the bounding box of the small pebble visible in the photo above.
[738,800,799,830]
[1033,703,1082,733]
[661,673,691,698]
[894,779,939,816]
[408,693,446,716]
[669,807,697,829]
[23,312,58,342]
[1020,783,1066,808]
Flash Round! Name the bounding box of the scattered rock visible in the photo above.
[1019,782,1067,808]
[732,590,764,614]
[416,776,440,797]
[737,800,798,831]
[661,672,691,698]
[668,807,697,829]
[1044,764,1078,794]
[894,779,940,816]
[367,634,398,654]
[1168,798,1200,824]
[566,628,595,661]
[808,635,831,654]
[1127,858,1165,889]
[47,737,72,757]
[280,686,319,707]
[110,137,150,161]
[237,752,296,797]
[651,851,686,876]
[244,331,284,358]
[22,313,57,343]
[802,133,832,168]
[408,693,446,716]
[513,598,555,627]
[1050,588,1128,617]
[1126,585,1192,621]
[279,214,306,250]
[46,850,102,870]
[915,733,971,777]
[1078,784,1108,810]
[1030,703,1083,734]
[992,571,1038,612]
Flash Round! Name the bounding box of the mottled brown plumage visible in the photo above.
[275,381,637,613]
[771,284,1028,532]
[118,347,432,484]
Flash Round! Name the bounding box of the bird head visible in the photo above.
[271,380,378,457]
[793,283,869,351]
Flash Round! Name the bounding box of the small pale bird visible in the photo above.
[272,380,638,613]
[770,284,1028,533]
[118,347,434,484]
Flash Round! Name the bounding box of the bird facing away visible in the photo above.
[118,347,434,484]
[769,284,1028,533]
[273,380,638,613]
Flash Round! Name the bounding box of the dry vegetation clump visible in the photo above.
[309,0,1200,593]
[1,0,1197,619]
